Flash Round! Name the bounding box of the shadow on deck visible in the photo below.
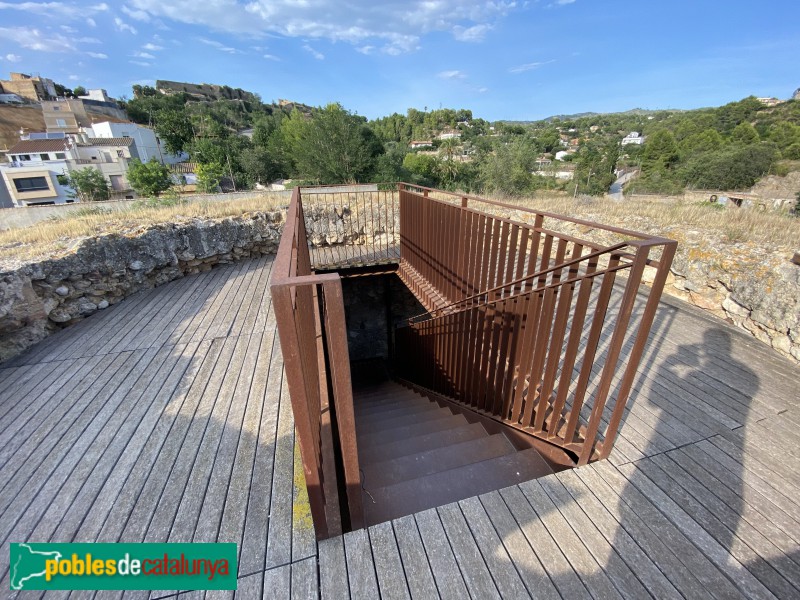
[0,255,798,598]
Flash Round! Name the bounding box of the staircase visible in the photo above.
[354,380,555,526]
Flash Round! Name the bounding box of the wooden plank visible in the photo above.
[239,339,283,574]
[519,478,623,600]
[391,514,440,600]
[651,452,800,586]
[113,338,234,543]
[319,535,350,600]
[414,507,469,600]
[265,374,297,568]
[44,343,196,544]
[368,521,412,600]
[143,336,245,544]
[344,528,379,599]
[498,485,590,599]
[477,491,560,600]
[291,557,318,600]
[263,564,291,600]
[556,469,682,600]
[457,496,532,600]
[436,503,501,599]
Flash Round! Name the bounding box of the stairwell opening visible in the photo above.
[338,270,574,527]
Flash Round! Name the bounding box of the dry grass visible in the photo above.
[477,194,800,250]
[0,193,287,265]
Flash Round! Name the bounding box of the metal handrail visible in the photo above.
[270,187,364,540]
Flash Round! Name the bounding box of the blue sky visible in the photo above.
[0,1,798,121]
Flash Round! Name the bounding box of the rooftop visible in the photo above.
[6,138,69,154]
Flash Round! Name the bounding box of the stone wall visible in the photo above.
[0,211,283,362]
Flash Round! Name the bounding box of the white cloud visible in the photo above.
[87,51,108,59]
[453,24,491,42]
[122,5,151,21]
[556,0,576,4]
[508,59,555,73]
[86,17,96,27]
[114,17,138,34]
[126,0,516,54]
[438,70,466,80]
[0,2,107,19]
[142,42,163,51]
[77,36,101,44]
[263,54,280,61]
[198,37,241,54]
[303,44,325,60]
[5,53,22,62]
[132,51,155,59]
[130,60,151,66]
[0,27,76,52]
[68,74,80,81]
[60,25,78,34]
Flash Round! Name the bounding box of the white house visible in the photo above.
[621,132,645,146]
[409,140,433,149]
[1,138,75,205]
[85,121,183,164]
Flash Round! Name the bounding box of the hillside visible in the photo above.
[0,104,131,153]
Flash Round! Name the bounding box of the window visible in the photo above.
[55,153,66,159]
[117,149,125,158]
[17,154,31,161]
[40,153,50,161]
[13,176,50,192]
[56,118,67,127]
[52,106,60,111]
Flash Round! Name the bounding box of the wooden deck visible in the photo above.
[1,255,798,598]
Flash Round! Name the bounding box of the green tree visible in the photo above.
[127,158,172,197]
[196,162,225,193]
[61,168,111,202]
[281,104,380,183]
[154,109,194,154]
[642,130,679,172]
[730,122,760,145]
[72,86,86,97]
[680,143,779,190]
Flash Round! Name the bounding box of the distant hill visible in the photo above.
[503,107,687,125]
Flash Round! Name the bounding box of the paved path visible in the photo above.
[0,255,797,598]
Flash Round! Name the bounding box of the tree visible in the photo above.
[730,122,760,145]
[282,104,380,183]
[642,130,679,172]
[72,86,86,97]
[127,158,172,197]
[196,162,225,193]
[154,109,194,154]
[680,143,779,190]
[61,168,110,202]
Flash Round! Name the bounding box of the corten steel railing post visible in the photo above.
[393,183,676,465]
[271,187,364,540]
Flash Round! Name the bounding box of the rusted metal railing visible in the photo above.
[270,187,364,539]
[299,184,400,271]
[394,184,677,465]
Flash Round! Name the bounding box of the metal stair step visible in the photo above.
[356,402,441,430]
[358,413,469,449]
[362,448,555,526]
[354,395,432,418]
[361,422,489,464]
[360,433,515,489]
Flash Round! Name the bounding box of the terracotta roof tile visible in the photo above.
[7,139,70,154]
[78,137,135,147]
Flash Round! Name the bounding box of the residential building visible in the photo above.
[78,89,112,102]
[42,99,91,133]
[437,129,461,140]
[86,121,182,164]
[0,93,24,104]
[622,131,645,145]
[409,140,433,149]
[0,72,57,102]
[756,97,783,107]
[0,120,182,206]
[1,138,74,205]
